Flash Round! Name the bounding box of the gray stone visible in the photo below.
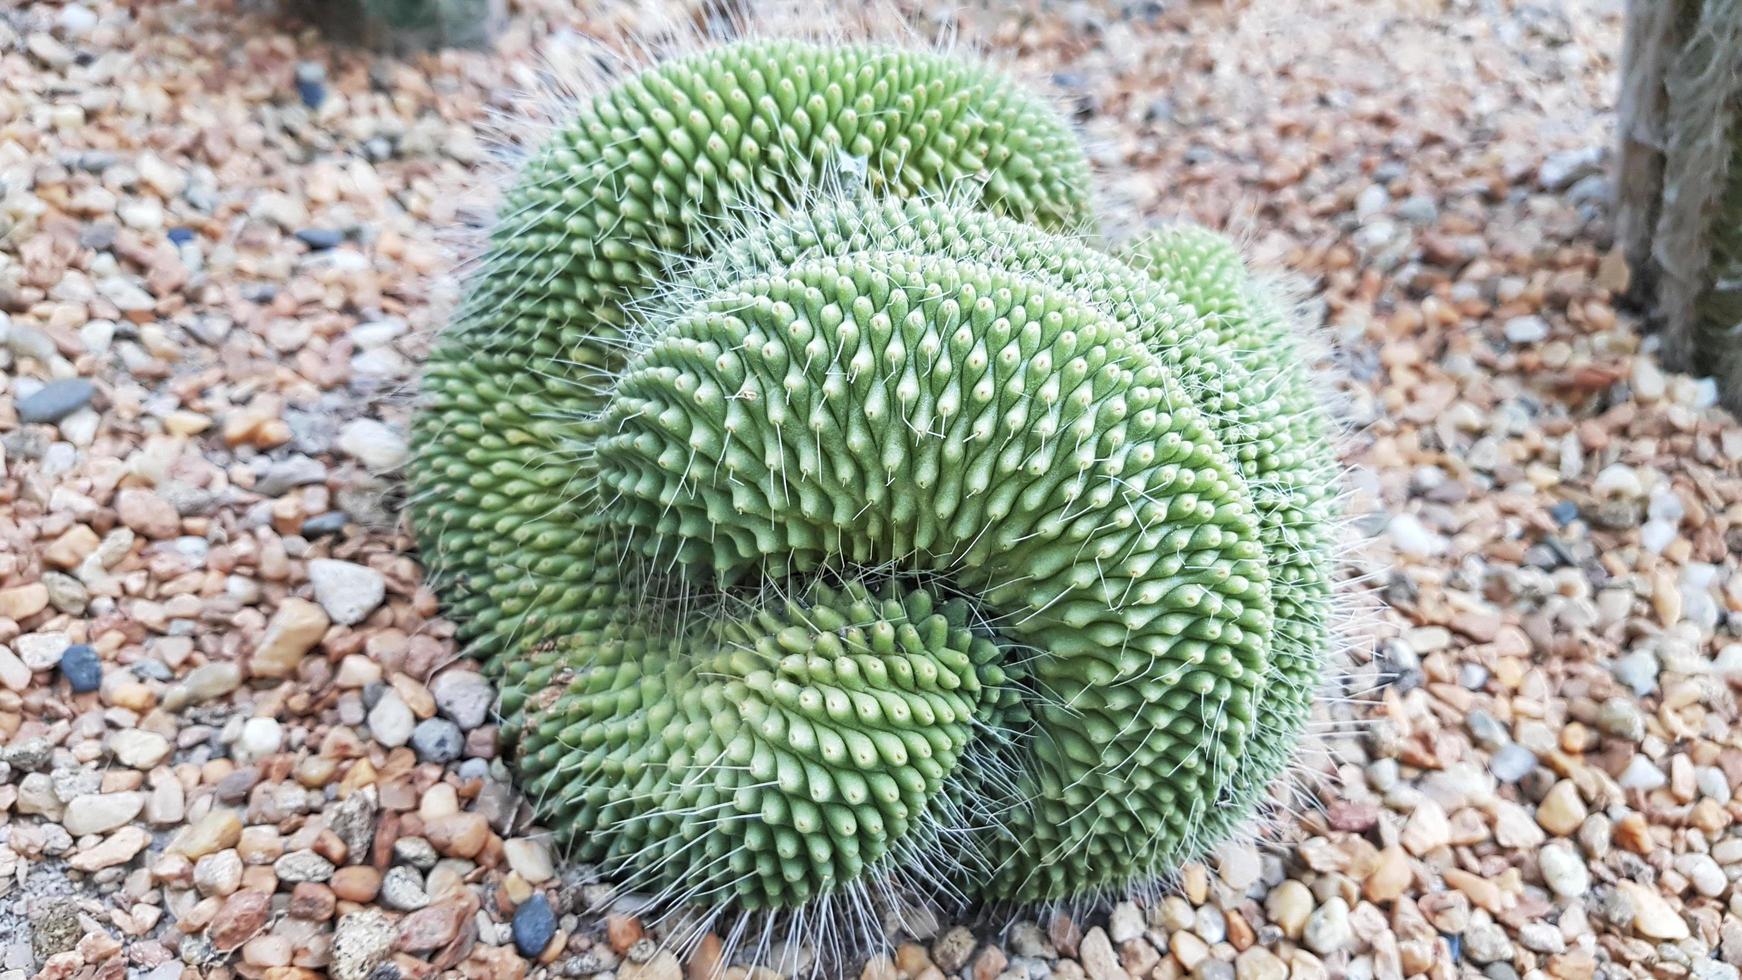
[275,848,335,883]
[429,670,494,731]
[1488,743,1537,782]
[307,559,385,625]
[332,909,397,980]
[379,865,429,911]
[254,455,329,497]
[410,718,464,764]
[18,379,95,424]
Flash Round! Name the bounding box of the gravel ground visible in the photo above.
[3,0,1741,979]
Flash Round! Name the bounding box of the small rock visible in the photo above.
[194,850,245,896]
[251,597,330,678]
[379,865,429,911]
[369,690,417,747]
[308,559,385,625]
[1266,880,1313,939]
[1302,897,1351,955]
[58,644,102,692]
[237,717,283,760]
[1618,755,1667,790]
[1596,697,1645,742]
[1536,780,1587,835]
[109,730,171,769]
[1108,902,1143,945]
[1539,841,1589,897]
[337,419,409,472]
[332,909,397,980]
[430,670,495,730]
[275,849,335,883]
[513,893,557,958]
[1503,315,1549,345]
[163,662,243,710]
[1620,881,1690,940]
[1077,928,1127,980]
[56,4,97,36]
[396,900,466,952]
[331,866,383,903]
[296,228,344,250]
[1235,947,1287,980]
[63,791,145,836]
[208,890,271,952]
[30,898,82,962]
[1400,799,1450,855]
[425,812,489,859]
[173,808,243,858]
[1488,743,1536,782]
[1387,513,1446,558]
[504,838,555,884]
[1676,853,1726,898]
[26,33,74,68]
[69,825,151,871]
[295,61,327,109]
[18,379,96,424]
[411,718,464,764]
[1538,146,1603,190]
[116,488,180,538]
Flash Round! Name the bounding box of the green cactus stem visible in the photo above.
[410,38,1336,918]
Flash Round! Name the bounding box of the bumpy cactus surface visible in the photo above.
[411,38,1336,916]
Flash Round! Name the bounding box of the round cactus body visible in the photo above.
[411,38,1337,919]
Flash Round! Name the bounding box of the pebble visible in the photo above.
[208,890,271,951]
[379,865,429,911]
[308,559,386,625]
[1266,880,1313,939]
[411,717,465,763]
[1488,743,1536,781]
[1503,315,1549,344]
[296,227,344,250]
[1235,947,1287,980]
[513,893,557,958]
[62,791,145,836]
[337,419,410,472]
[1676,853,1727,898]
[109,730,172,769]
[252,597,330,678]
[1076,928,1125,980]
[332,909,396,980]
[504,838,555,884]
[17,379,96,424]
[237,717,284,760]
[1302,898,1351,955]
[70,824,150,871]
[1621,881,1691,940]
[1536,780,1587,836]
[369,690,417,748]
[57,644,101,692]
[1539,841,1589,897]
[1386,513,1446,558]
[1618,755,1667,790]
[430,669,496,730]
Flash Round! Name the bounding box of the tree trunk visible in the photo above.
[291,0,505,54]
[1613,0,1742,408]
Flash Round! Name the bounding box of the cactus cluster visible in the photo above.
[411,38,1337,918]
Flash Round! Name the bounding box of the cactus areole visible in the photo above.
[410,39,1337,914]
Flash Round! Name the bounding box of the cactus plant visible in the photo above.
[411,38,1337,920]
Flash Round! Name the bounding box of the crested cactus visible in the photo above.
[411,37,1337,922]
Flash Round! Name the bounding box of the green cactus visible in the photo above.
[411,38,1336,916]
